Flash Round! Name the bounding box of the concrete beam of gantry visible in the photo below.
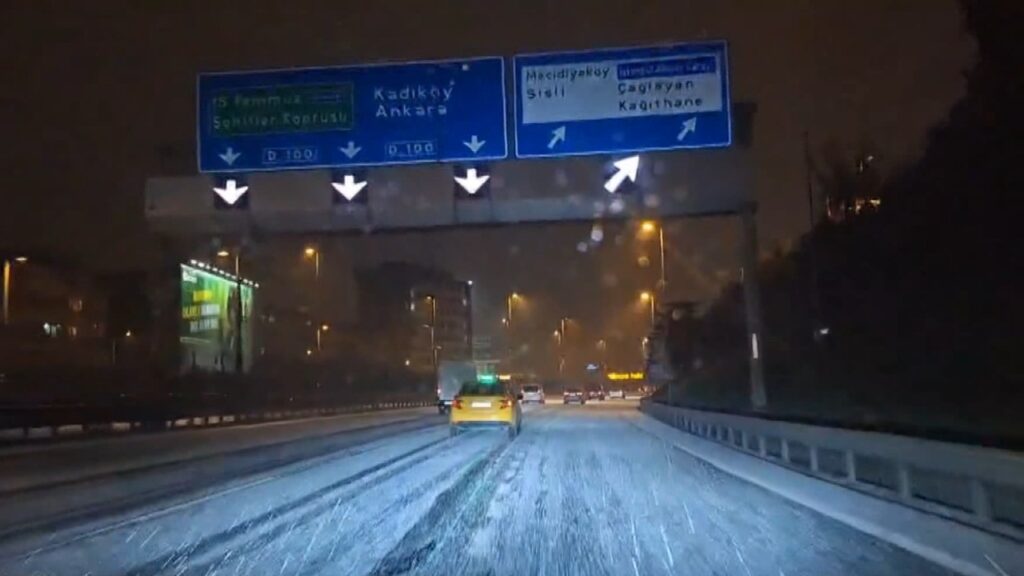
[146,146,754,238]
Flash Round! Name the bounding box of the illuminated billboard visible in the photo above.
[179,263,255,373]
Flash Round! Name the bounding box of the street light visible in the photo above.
[215,248,243,372]
[554,316,571,376]
[506,292,521,327]
[640,291,656,326]
[2,257,28,326]
[597,338,608,371]
[316,323,329,352]
[505,292,522,371]
[303,246,320,279]
[422,294,438,371]
[640,220,667,291]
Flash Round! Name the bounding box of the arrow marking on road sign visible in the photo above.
[677,117,698,141]
[219,147,241,166]
[463,135,486,154]
[339,141,362,159]
[454,168,491,195]
[331,175,368,201]
[603,155,640,193]
[213,179,248,205]
[547,126,566,149]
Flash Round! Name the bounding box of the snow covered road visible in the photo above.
[0,401,954,575]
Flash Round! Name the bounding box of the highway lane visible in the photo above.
[0,401,954,575]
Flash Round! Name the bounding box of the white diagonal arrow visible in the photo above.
[339,141,362,159]
[219,147,241,166]
[454,168,490,195]
[331,175,368,201]
[677,117,698,141]
[213,179,248,205]
[547,126,566,149]
[603,155,640,193]
[463,135,486,154]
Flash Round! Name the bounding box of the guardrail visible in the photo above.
[641,399,1024,542]
[0,399,436,442]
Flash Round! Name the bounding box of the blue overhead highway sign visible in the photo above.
[197,57,507,173]
[513,42,731,158]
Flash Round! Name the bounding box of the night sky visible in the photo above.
[0,1,975,369]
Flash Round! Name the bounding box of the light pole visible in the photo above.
[304,246,320,279]
[506,292,520,328]
[505,292,520,371]
[316,323,329,352]
[558,316,570,376]
[553,329,563,375]
[2,256,27,326]
[641,221,667,292]
[424,295,438,371]
[640,291,656,327]
[217,249,244,373]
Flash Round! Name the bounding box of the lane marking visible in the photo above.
[659,523,675,567]
[18,474,277,560]
[326,502,353,562]
[683,501,696,534]
[631,557,641,576]
[630,518,640,559]
[139,526,160,549]
[985,554,1010,576]
[735,545,753,576]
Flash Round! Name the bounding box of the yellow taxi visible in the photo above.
[449,376,522,439]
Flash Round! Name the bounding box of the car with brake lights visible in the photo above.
[449,376,522,439]
[563,388,585,405]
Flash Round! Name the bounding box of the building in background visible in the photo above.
[356,262,472,374]
[0,253,113,370]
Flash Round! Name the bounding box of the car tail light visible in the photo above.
[453,398,463,410]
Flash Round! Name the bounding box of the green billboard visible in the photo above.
[179,263,255,373]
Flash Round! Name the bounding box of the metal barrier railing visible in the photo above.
[641,399,1024,542]
[0,400,435,441]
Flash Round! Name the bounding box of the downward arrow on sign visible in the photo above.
[454,168,490,195]
[219,147,241,166]
[213,179,248,205]
[331,175,368,201]
[463,135,486,154]
[339,141,362,159]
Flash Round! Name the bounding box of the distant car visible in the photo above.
[607,388,625,399]
[563,388,586,405]
[521,384,545,404]
[450,380,522,439]
[587,388,605,401]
